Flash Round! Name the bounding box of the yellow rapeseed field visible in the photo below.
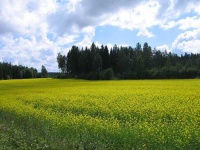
[0,79,199,149]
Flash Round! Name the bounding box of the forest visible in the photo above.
[57,42,200,80]
[1,42,200,80]
[0,63,47,80]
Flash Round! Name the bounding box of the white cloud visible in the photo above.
[0,0,56,35]
[156,44,171,52]
[137,28,155,38]
[175,40,200,53]
[0,0,200,72]
[178,16,200,30]
[56,34,79,46]
[0,35,59,71]
[82,26,95,35]
[173,29,200,43]
[161,21,177,29]
[101,0,160,30]
[172,28,200,53]
[162,16,200,30]
[48,0,142,35]
[67,0,82,13]
[0,0,59,71]
[74,26,95,48]
[194,4,200,14]
[156,0,175,20]
[157,0,200,20]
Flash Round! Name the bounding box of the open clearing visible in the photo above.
[0,79,199,149]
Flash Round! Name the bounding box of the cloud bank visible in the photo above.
[0,0,200,71]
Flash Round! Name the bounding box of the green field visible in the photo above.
[0,79,199,149]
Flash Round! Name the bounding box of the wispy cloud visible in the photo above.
[137,28,155,38]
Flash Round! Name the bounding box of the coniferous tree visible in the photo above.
[67,46,80,75]
[0,62,38,80]
[143,42,153,69]
[56,42,200,80]
[41,65,48,78]
[92,53,102,72]
[0,63,3,79]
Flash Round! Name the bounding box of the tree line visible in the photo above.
[0,63,48,80]
[57,42,200,80]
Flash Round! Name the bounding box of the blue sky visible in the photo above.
[0,0,200,72]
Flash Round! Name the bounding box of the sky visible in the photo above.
[0,0,200,72]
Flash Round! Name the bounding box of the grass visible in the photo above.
[0,78,200,149]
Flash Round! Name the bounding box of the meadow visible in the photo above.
[0,79,199,149]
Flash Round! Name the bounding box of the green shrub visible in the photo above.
[101,68,114,80]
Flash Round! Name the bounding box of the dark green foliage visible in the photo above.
[92,53,102,72]
[67,46,80,75]
[57,52,67,73]
[41,65,48,78]
[0,64,3,79]
[101,68,114,80]
[143,42,153,69]
[0,62,38,80]
[99,45,110,70]
[57,42,200,80]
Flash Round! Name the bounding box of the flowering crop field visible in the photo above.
[0,79,199,149]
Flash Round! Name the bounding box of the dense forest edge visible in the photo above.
[0,63,47,80]
[57,42,200,80]
[1,42,200,80]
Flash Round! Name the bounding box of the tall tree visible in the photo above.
[12,65,23,79]
[41,65,48,78]
[57,53,67,73]
[99,45,110,70]
[117,49,130,75]
[67,46,80,75]
[78,50,87,75]
[143,42,153,69]
[90,42,97,52]
[110,45,119,72]
[92,53,102,72]
[56,42,200,80]
[0,63,3,79]
[23,68,33,78]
